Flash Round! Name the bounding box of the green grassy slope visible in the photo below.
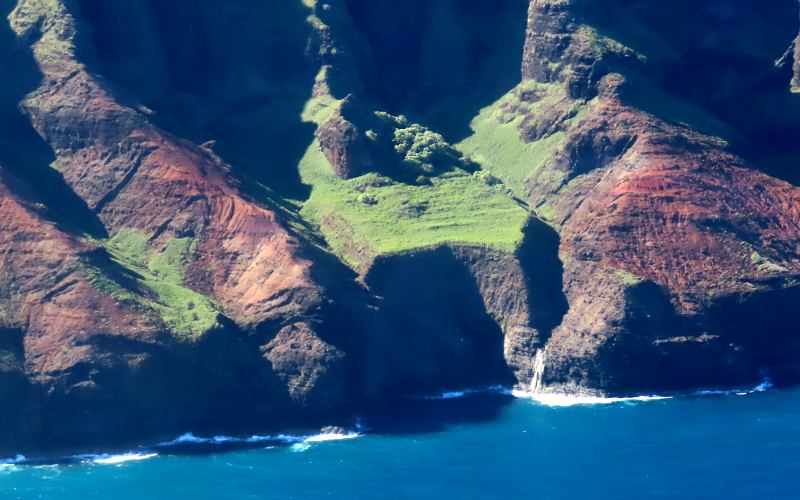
[87,229,221,338]
[299,140,529,271]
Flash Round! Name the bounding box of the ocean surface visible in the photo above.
[2,384,799,499]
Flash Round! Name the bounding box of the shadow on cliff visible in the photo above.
[343,0,530,142]
[360,247,517,399]
[517,217,568,344]
[580,0,800,185]
[563,278,800,396]
[0,0,105,237]
[707,283,800,387]
[73,0,318,200]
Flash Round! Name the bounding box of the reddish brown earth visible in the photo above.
[1,0,800,454]
[516,2,800,394]
[0,168,157,378]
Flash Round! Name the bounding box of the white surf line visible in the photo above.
[513,378,776,407]
[159,430,361,452]
[512,390,672,407]
[290,431,361,453]
[692,378,774,397]
[0,455,26,468]
[77,453,159,465]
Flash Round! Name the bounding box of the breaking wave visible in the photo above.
[158,430,360,452]
[512,378,774,407]
[0,455,27,469]
[76,453,158,465]
[512,391,672,407]
[692,379,774,397]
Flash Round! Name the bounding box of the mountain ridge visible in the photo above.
[1,0,800,454]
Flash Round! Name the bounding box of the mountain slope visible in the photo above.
[1,0,800,453]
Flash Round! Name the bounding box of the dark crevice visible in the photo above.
[91,146,153,214]
[342,0,530,142]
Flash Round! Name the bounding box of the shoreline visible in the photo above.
[0,378,776,468]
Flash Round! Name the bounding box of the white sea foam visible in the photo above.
[512,390,672,407]
[80,453,158,465]
[420,385,508,400]
[693,379,774,397]
[288,431,361,452]
[159,430,360,450]
[513,378,775,406]
[0,454,26,467]
[303,432,360,443]
[159,432,260,446]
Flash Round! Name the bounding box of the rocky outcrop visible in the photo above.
[512,2,800,394]
[2,0,354,449]
[11,0,326,333]
[0,167,298,453]
[355,224,567,396]
[522,0,643,99]
[303,0,566,390]
[794,3,800,92]
[314,96,376,179]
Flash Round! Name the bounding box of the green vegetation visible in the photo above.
[374,112,462,176]
[301,77,342,125]
[750,249,789,274]
[615,268,645,286]
[9,0,78,67]
[88,229,220,339]
[457,81,581,199]
[299,141,529,271]
[573,25,646,65]
[534,201,560,224]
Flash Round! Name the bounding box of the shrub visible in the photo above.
[473,169,502,186]
[357,193,378,205]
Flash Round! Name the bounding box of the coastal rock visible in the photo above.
[512,1,800,394]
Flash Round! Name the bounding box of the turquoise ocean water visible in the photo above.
[2,384,799,499]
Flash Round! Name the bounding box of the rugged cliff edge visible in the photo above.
[465,0,800,393]
[1,0,800,454]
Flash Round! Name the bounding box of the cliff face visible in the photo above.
[0,0,355,453]
[1,0,800,453]
[487,0,800,394]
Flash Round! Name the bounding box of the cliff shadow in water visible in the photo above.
[707,284,800,387]
[73,0,318,199]
[0,0,105,237]
[343,0,530,141]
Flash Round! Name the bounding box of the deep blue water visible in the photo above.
[2,386,799,499]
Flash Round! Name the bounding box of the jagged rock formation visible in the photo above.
[1,0,800,454]
[474,0,800,394]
